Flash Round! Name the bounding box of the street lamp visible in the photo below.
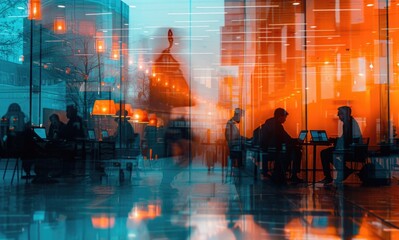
[96,37,105,97]
[28,0,42,122]
[28,0,42,20]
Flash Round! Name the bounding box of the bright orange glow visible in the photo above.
[28,0,41,20]
[92,100,116,115]
[91,215,115,229]
[111,37,120,60]
[53,17,66,34]
[132,109,143,122]
[148,113,157,126]
[96,39,105,53]
[128,204,161,221]
[111,49,119,60]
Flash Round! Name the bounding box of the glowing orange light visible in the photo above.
[92,100,116,115]
[111,50,119,60]
[28,0,42,20]
[128,204,161,220]
[91,215,115,229]
[111,38,119,60]
[53,17,66,34]
[96,39,105,53]
[148,113,157,126]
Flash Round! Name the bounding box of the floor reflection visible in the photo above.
[1,161,399,239]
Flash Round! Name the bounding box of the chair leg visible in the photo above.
[3,158,10,180]
[11,158,19,184]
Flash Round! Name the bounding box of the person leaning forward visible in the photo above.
[260,108,304,184]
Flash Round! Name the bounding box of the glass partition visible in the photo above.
[0,0,396,174]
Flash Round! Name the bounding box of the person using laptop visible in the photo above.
[320,106,362,185]
[260,108,304,184]
[48,113,66,141]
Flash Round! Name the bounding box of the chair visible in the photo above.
[2,134,27,184]
[348,137,370,171]
[2,150,22,184]
[261,147,290,182]
[96,140,117,181]
[332,137,370,182]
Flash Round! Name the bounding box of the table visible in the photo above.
[301,142,332,187]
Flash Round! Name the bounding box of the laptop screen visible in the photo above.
[101,130,109,138]
[33,127,47,140]
[310,130,328,142]
[88,129,96,140]
[298,130,308,142]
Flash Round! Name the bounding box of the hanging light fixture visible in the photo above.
[28,0,42,20]
[92,100,116,115]
[110,36,119,60]
[53,17,66,34]
[95,39,106,53]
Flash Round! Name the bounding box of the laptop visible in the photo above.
[101,130,109,139]
[87,129,96,140]
[310,130,330,144]
[33,127,48,141]
[297,130,308,143]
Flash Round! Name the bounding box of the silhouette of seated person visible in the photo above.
[1,104,58,182]
[225,108,247,169]
[0,103,31,176]
[260,108,304,184]
[22,123,60,183]
[63,105,85,140]
[57,105,86,175]
[320,106,362,185]
[113,110,135,148]
[48,113,66,141]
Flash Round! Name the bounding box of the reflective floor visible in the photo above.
[1,158,399,240]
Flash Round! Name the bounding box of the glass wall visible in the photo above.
[0,0,397,173]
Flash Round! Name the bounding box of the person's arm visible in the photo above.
[352,119,362,143]
[280,125,293,144]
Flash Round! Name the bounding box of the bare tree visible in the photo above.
[0,0,25,60]
[40,32,102,121]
